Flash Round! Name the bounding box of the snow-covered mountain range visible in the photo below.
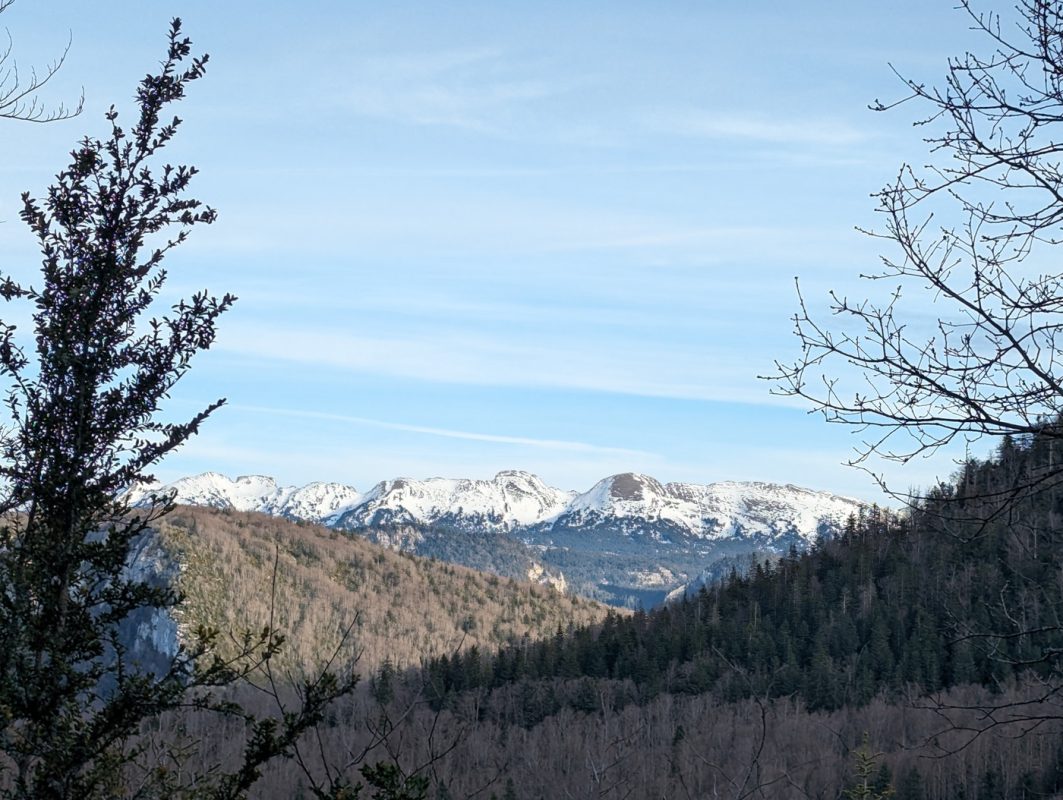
[340,470,574,531]
[541,472,860,544]
[131,470,866,607]
[128,472,363,525]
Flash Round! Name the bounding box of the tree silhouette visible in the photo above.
[772,0,1063,508]
[0,0,81,123]
[0,20,358,799]
[772,0,1063,749]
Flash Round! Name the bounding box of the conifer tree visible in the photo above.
[0,19,357,799]
[844,734,895,800]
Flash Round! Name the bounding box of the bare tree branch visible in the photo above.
[0,1,82,123]
[767,1,1063,510]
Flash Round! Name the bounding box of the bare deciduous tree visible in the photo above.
[0,0,81,123]
[771,0,1063,748]
[771,0,1063,504]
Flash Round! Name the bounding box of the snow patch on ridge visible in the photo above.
[132,469,865,549]
[342,470,576,531]
[555,473,861,546]
[128,473,362,525]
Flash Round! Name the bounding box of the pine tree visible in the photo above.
[844,733,895,800]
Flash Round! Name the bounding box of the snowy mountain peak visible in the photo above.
[131,470,868,608]
[558,474,863,545]
[494,469,549,490]
[135,470,865,552]
[607,472,666,502]
[565,472,677,523]
[128,473,361,525]
[337,472,576,532]
[275,482,364,524]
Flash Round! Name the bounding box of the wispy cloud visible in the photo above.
[161,432,670,493]
[649,109,869,148]
[188,183,865,261]
[346,47,564,132]
[216,324,798,408]
[230,403,655,458]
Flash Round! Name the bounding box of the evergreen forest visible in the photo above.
[402,427,1063,797]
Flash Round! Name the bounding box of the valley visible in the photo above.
[128,431,1063,799]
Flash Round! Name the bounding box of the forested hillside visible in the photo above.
[131,424,1063,798]
[120,445,1063,798]
[388,429,1063,798]
[155,506,616,674]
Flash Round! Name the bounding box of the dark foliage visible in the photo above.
[425,426,1063,722]
[412,427,1063,795]
[0,21,361,799]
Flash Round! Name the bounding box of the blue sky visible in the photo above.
[0,2,989,500]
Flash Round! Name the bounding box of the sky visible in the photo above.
[0,1,998,501]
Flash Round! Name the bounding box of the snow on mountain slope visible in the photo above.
[562,473,699,531]
[133,470,863,543]
[131,470,867,607]
[552,472,861,544]
[128,473,362,525]
[337,470,576,531]
[265,481,363,525]
[664,479,862,543]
